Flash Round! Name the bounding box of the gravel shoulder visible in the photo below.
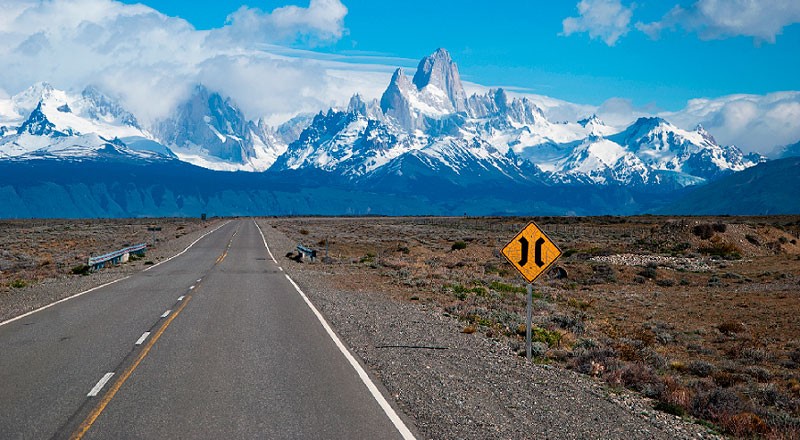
[257,220,722,440]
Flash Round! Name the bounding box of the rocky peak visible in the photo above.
[578,114,605,127]
[695,124,717,145]
[17,101,63,136]
[411,48,467,113]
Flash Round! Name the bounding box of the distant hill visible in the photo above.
[657,157,800,215]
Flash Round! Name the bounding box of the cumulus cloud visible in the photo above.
[0,0,373,124]
[561,0,634,46]
[223,0,348,46]
[637,0,800,43]
[663,92,800,154]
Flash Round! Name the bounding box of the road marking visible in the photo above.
[253,220,278,263]
[196,279,202,283]
[144,221,230,272]
[279,267,283,272]
[135,332,150,345]
[253,221,414,439]
[87,373,114,397]
[177,296,185,301]
[282,274,416,440]
[161,310,171,318]
[1,221,229,328]
[189,285,195,290]
[0,278,129,328]
[70,295,192,439]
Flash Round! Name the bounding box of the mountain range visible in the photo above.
[0,49,793,218]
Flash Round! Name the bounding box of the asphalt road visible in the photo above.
[0,220,413,439]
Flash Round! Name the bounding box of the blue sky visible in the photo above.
[122,0,800,112]
[2,0,798,152]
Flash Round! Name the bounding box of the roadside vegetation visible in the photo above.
[275,216,800,439]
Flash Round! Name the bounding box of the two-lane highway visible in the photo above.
[0,220,414,439]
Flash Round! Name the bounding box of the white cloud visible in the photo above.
[561,0,633,46]
[663,92,800,153]
[223,0,348,46]
[637,0,800,43]
[0,0,372,125]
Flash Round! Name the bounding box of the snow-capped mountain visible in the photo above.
[152,85,287,171]
[0,82,172,162]
[272,48,760,187]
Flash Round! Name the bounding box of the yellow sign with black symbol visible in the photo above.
[501,221,562,283]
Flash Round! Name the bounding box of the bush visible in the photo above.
[638,266,658,279]
[10,279,28,288]
[693,223,715,240]
[71,264,91,275]
[687,360,716,377]
[718,321,745,335]
[712,223,727,233]
[451,241,467,250]
[699,242,742,260]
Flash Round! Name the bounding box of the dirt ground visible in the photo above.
[0,218,208,292]
[269,216,800,439]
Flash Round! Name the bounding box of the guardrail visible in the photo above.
[296,244,316,262]
[88,243,147,270]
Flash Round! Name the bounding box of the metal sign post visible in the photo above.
[501,221,562,361]
[526,283,533,360]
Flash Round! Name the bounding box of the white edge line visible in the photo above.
[253,220,278,264]
[0,277,129,328]
[135,332,150,345]
[143,221,230,272]
[283,274,416,440]
[0,220,230,328]
[161,310,171,318]
[253,223,414,440]
[87,372,115,397]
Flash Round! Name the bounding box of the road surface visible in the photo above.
[0,220,414,439]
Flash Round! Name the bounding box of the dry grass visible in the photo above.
[269,215,800,438]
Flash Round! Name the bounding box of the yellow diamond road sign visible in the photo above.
[502,222,562,284]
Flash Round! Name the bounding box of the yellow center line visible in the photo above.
[70,294,193,440]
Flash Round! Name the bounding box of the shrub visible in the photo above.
[638,266,658,279]
[451,241,467,250]
[71,264,91,275]
[699,242,742,260]
[693,223,715,240]
[620,363,665,398]
[532,327,562,347]
[722,412,769,437]
[687,360,716,377]
[654,400,686,417]
[745,234,761,246]
[299,229,309,235]
[712,223,727,233]
[718,321,745,335]
[10,279,28,289]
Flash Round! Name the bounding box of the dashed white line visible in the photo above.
[189,285,195,290]
[177,296,185,301]
[196,279,202,283]
[135,332,150,345]
[279,267,284,272]
[161,310,171,318]
[87,373,115,397]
